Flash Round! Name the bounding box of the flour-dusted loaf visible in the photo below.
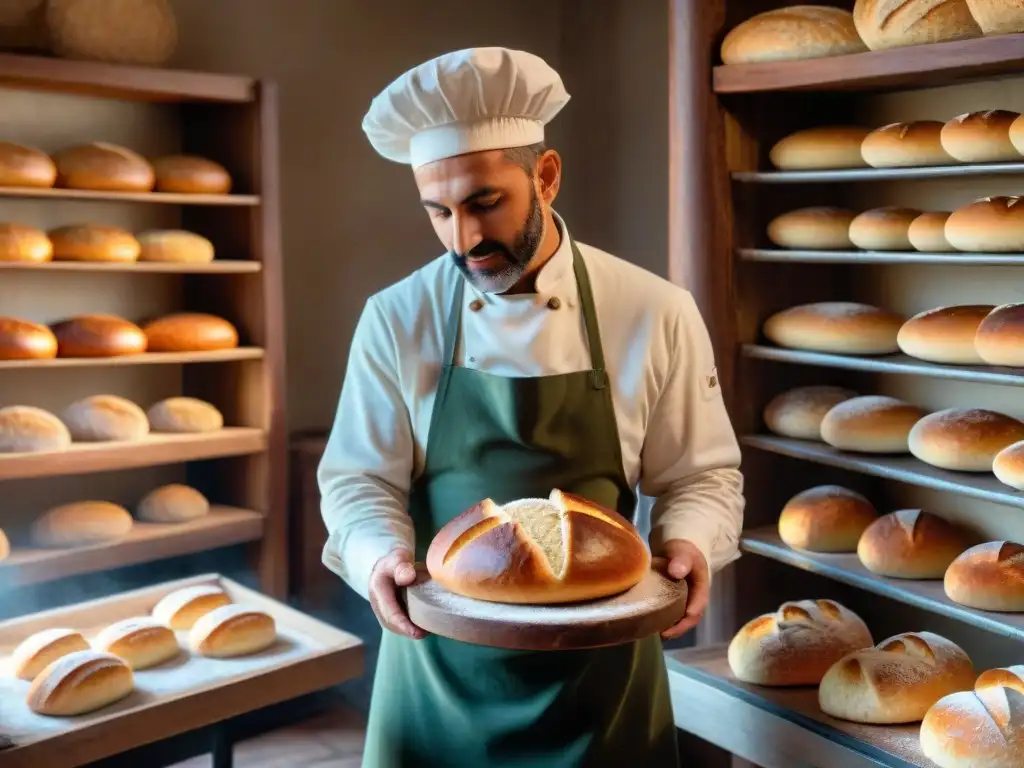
[849,206,922,251]
[30,501,134,548]
[857,509,976,578]
[909,408,1024,471]
[142,312,239,352]
[0,405,71,453]
[727,599,873,686]
[147,397,224,433]
[945,541,1024,611]
[0,141,56,188]
[853,0,982,50]
[966,0,1024,35]
[778,485,878,553]
[189,604,277,658]
[818,631,975,724]
[941,110,1022,163]
[820,395,928,453]
[51,314,147,357]
[152,584,232,630]
[766,207,858,250]
[908,212,955,252]
[11,628,90,681]
[53,141,154,192]
[720,6,867,65]
[0,317,58,360]
[27,650,134,716]
[49,223,140,263]
[994,440,1024,490]
[137,230,215,263]
[763,302,904,355]
[897,305,994,364]
[61,394,149,442]
[975,302,1024,367]
[945,196,1024,252]
[769,126,871,170]
[861,121,953,168]
[0,222,52,262]
[93,617,180,670]
[763,385,860,441]
[152,155,232,194]
[136,484,210,523]
[426,488,650,604]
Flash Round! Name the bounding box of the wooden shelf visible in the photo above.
[666,646,931,768]
[733,162,1024,184]
[742,527,1024,642]
[0,507,264,590]
[738,248,1024,266]
[741,435,1024,509]
[0,185,259,206]
[0,348,265,370]
[742,345,1024,388]
[0,428,266,481]
[0,260,261,274]
[713,33,1024,94]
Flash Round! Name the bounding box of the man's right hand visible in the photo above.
[369,547,426,640]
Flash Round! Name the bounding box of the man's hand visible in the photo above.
[369,547,426,640]
[659,539,710,641]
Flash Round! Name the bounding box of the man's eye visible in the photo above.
[471,198,500,212]
[431,208,452,219]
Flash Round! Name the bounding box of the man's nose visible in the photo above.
[452,214,483,256]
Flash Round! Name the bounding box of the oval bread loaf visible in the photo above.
[12,628,90,681]
[769,126,871,170]
[1012,113,1024,156]
[30,501,134,548]
[719,6,867,65]
[147,397,224,433]
[763,385,859,441]
[51,314,147,357]
[153,155,232,194]
[0,405,71,453]
[763,302,904,355]
[861,121,953,168]
[0,141,57,188]
[0,317,58,360]
[778,485,877,553]
[137,230,215,263]
[908,212,954,252]
[61,394,149,442]
[142,312,238,352]
[820,395,928,454]
[857,509,976,579]
[0,222,52,262]
[994,440,1024,490]
[27,649,134,716]
[945,196,1024,252]
[853,0,982,51]
[136,484,210,523]
[93,617,180,670]
[897,305,994,364]
[965,0,1024,35]
[849,206,922,251]
[53,142,154,192]
[189,604,277,658]
[909,408,1024,472]
[941,110,1022,163]
[152,584,232,630]
[974,303,1024,367]
[766,207,857,250]
[49,223,140,263]
[944,541,1024,611]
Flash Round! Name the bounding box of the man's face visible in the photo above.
[414,149,544,294]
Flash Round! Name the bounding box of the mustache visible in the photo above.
[457,241,511,260]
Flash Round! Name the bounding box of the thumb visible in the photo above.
[394,560,417,586]
[668,555,691,581]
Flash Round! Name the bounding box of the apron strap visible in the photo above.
[443,276,465,368]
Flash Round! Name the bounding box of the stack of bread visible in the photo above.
[0,221,217,264]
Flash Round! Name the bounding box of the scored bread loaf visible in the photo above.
[857,509,976,578]
[136,484,210,523]
[975,303,1024,366]
[93,617,180,670]
[53,142,154,192]
[849,206,922,251]
[853,0,982,50]
[427,488,650,604]
[51,314,147,357]
[137,230,215,263]
[965,0,1024,35]
[11,628,90,681]
[778,485,877,553]
[763,302,904,355]
[152,155,232,194]
[147,397,224,433]
[0,222,52,262]
[49,223,140,263]
[719,6,867,65]
[819,631,975,724]
[727,599,873,686]
[142,312,239,352]
[30,501,134,548]
[945,196,1024,252]
[908,212,955,252]
[61,394,149,442]
[0,317,58,360]
[189,604,277,658]
[27,650,134,716]
[0,405,71,453]
[0,141,57,188]
[909,408,1024,472]
[941,110,1022,163]
[897,305,994,364]
[820,395,928,453]
[766,207,857,250]
[152,584,232,630]
[763,385,859,441]
[769,126,871,170]
[994,440,1024,490]
[861,121,953,168]
[945,541,1024,611]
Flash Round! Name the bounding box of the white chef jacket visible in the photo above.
[318,213,745,601]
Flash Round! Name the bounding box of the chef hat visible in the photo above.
[362,47,570,170]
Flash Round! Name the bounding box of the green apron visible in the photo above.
[362,240,680,768]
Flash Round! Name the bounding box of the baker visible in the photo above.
[318,46,745,767]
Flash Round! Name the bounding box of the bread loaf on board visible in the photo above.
[147,397,224,433]
[994,440,1024,490]
[0,222,52,262]
[142,312,238,352]
[51,314,147,357]
[426,488,650,604]
[766,207,857,250]
[849,207,922,251]
[778,485,877,553]
[53,142,154,192]
[769,126,871,170]
[0,141,57,188]
[720,6,867,65]
[975,303,1024,367]
[0,317,58,360]
[966,0,1024,35]
[152,584,231,630]
[189,604,277,658]
[763,385,859,441]
[136,484,210,523]
[93,617,180,670]
[30,501,134,548]
[49,223,140,263]
[945,196,1024,252]
[763,302,904,355]
[897,305,994,364]
[945,541,1024,611]
[137,230,215,263]
[11,628,90,681]
[0,405,71,453]
[908,408,1024,471]
[727,599,873,686]
[857,509,976,578]
[61,394,149,442]
[820,395,928,453]
[153,155,232,194]
[853,0,982,50]
[941,110,1022,163]
[908,212,955,252]
[861,121,953,167]
[27,650,134,716]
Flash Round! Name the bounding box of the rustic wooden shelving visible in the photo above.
[0,349,265,370]
[0,185,260,205]
[738,248,1024,266]
[733,162,1024,183]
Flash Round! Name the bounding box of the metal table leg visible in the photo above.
[211,726,233,768]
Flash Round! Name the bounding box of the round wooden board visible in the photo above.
[403,557,688,651]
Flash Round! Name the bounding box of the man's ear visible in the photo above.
[537,149,561,204]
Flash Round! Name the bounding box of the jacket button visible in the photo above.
[547,297,561,310]
[469,299,484,312]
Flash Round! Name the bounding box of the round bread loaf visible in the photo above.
[147,397,224,433]
[152,584,231,630]
[975,303,1024,366]
[51,314,147,357]
[727,599,873,686]
[993,440,1024,490]
[940,110,1022,163]
[52,142,154,192]
[945,196,1024,252]
[857,509,976,578]
[945,541,1024,611]
[818,631,975,724]
[820,395,929,454]
[1011,113,1024,156]
[763,302,904,355]
[426,488,651,604]
[966,0,1024,35]
[137,230,215,263]
[763,385,860,441]
[0,405,71,453]
[137,484,210,523]
[61,395,149,442]
[153,155,232,194]
[49,223,140,263]
[0,141,57,188]
[12,628,90,681]
[908,212,955,252]
[769,126,871,170]
[853,0,982,51]
[0,222,52,262]
[766,207,857,250]
[0,528,8,562]
[897,305,994,364]
[30,501,134,548]
[720,6,867,65]
[908,408,1024,472]
[778,485,877,553]
[142,312,239,352]
[849,207,922,251]
[861,121,953,168]
[93,617,180,670]
[189,604,277,658]
[27,650,134,716]
[0,317,58,360]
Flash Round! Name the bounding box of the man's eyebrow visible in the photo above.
[420,187,501,209]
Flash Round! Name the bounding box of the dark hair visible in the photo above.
[503,142,547,175]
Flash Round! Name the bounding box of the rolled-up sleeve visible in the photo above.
[317,296,416,601]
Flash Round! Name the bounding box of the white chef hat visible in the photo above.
[362,47,570,170]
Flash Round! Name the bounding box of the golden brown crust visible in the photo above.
[51,314,147,357]
[0,405,71,453]
[0,141,57,188]
[49,223,140,263]
[142,312,239,352]
[26,650,134,716]
[861,121,953,168]
[188,605,276,658]
[763,302,905,355]
[941,110,1022,163]
[764,385,860,441]
[778,485,877,552]
[31,501,134,548]
[853,0,982,51]
[12,628,90,681]
[849,206,923,251]
[908,211,954,252]
[146,397,224,433]
[820,395,928,453]
[857,509,976,578]
[137,230,215,263]
[152,585,232,630]
[769,126,871,170]
[767,207,858,250]
[720,6,867,65]
[153,155,232,194]
[966,0,1024,34]
[53,142,154,192]
[975,303,1024,366]
[909,408,1024,471]
[898,305,994,364]
[946,196,1024,252]
[945,541,1024,611]
[994,440,1024,490]
[0,317,58,360]
[0,222,52,262]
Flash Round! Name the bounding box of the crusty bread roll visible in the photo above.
[945,196,1024,252]
[818,631,975,724]
[897,305,994,364]
[137,230,215,263]
[909,408,1024,472]
[849,207,922,251]
[778,485,877,552]
[189,604,277,658]
[30,501,134,548]
[0,222,52,262]
[142,312,239,352]
[945,541,1024,611]
[0,405,71,453]
[727,599,873,686]
[12,628,90,681]
[820,395,928,454]
[0,317,58,360]
[857,509,976,578]
[51,314,147,358]
[853,0,982,51]
[966,0,1024,35]
[1010,113,1024,157]
[994,440,1024,490]
[136,484,210,523]
[49,223,140,263]
[426,488,650,604]
[147,397,224,433]
[861,121,953,168]
[720,6,867,65]
[61,395,149,442]
[764,385,860,441]
[908,211,955,252]
[153,155,232,195]
[766,207,857,250]
[152,584,232,630]
[0,142,56,188]
[763,302,904,355]
[975,302,1024,366]
[93,617,180,670]
[0,528,8,562]
[769,126,871,170]
[941,110,1022,163]
[27,650,134,716]
[52,142,154,192]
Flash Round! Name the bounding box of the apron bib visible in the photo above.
[362,241,680,768]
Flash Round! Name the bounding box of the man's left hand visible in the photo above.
[659,539,710,641]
